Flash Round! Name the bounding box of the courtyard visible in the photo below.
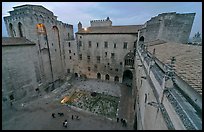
[2,77,134,130]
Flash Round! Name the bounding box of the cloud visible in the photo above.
[2,2,202,37]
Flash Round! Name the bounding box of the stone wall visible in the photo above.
[75,33,137,82]
[144,12,195,44]
[2,44,39,101]
[4,5,74,87]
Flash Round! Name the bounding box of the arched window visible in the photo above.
[9,23,14,37]
[36,23,46,34]
[105,74,110,80]
[114,76,119,82]
[139,36,145,49]
[18,22,23,37]
[97,73,101,79]
[124,52,134,67]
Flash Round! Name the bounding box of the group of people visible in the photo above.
[51,112,80,128]
[117,117,127,127]
[71,114,80,120]
[51,112,64,118]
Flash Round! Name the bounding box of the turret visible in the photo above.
[78,21,82,31]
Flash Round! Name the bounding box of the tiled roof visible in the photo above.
[76,25,143,34]
[2,37,36,46]
[147,42,202,95]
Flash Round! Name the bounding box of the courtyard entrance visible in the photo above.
[122,70,133,88]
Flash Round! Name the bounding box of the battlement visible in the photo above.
[90,17,112,27]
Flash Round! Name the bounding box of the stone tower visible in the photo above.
[78,21,82,31]
[141,12,196,44]
[90,17,112,27]
[3,4,74,89]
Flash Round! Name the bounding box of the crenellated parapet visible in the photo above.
[90,17,112,27]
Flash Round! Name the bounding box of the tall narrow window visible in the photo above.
[18,22,23,37]
[104,41,108,48]
[114,43,117,48]
[69,50,71,53]
[105,52,107,57]
[9,23,14,37]
[123,42,128,49]
[87,55,90,62]
[111,53,115,58]
[68,42,71,47]
[96,56,100,63]
[68,33,70,39]
[79,41,82,47]
[89,41,92,47]
[97,42,99,48]
[79,54,82,60]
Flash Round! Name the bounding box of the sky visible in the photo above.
[2,2,202,38]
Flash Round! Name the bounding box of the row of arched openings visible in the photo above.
[97,73,119,82]
[9,22,23,37]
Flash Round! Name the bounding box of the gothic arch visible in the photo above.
[36,23,54,84]
[124,52,134,67]
[122,70,133,87]
[97,73,101,79]
[18,22,24,37]
[105,74,110,80]
[36,23,47,34]
[9,23,15,37]
[114,76,119,82]
[52,26,63,71]
[139,36,144,41]
[139,36,145,49]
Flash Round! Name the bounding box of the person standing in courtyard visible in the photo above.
[52,113,55,118]
[63,120,68,128]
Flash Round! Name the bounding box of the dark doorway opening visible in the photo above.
[122,70,133,87]
[9,94,14,100]
[105,74,110,80]
[114,76,119,82]
[97,73,101,79]
[75,73,78,77]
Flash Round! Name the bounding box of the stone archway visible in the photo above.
[122,70,133,87]
[97,73,101,79]
[18,22,24,37]
[9,23,15,37]
[114,76,119,82]
[105,74,110,80]
[75,73,78,77]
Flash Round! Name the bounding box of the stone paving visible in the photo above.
[2,78,134,130]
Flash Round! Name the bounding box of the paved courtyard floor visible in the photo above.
[2,77,134,130]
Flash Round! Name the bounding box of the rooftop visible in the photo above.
[2,37,36,46]
[76,25,143,34]
[147,41,202,95]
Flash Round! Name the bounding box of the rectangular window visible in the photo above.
[104,41,108,48]
[87,55,90,62]
[79,54,82,60]
[79,41,82,47]
[114,43,117,48]
[123,42,128,49]
[111,53,115,58]
[69,50,71,53]
[67,69,70,73]
[70,56,72,60]
[88,67,91,71]
[96,56,100,63]
[68,42,71,47]
[97,42,99,48]
[105,52,107,57]
[89,41,92,48]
